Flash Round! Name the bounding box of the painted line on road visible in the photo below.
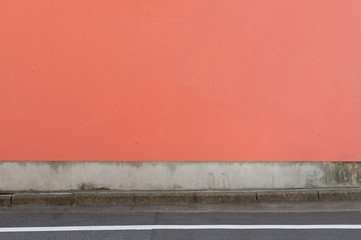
[1,225,361,232]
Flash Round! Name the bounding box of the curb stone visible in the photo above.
[134,192,195,205]
[195,192,256,203]
[0,195,12,208]
[2,189,361,207]
[12,193,74,206]
[318,189,361,201]
[257,190,319,202]
[74,192,134,205]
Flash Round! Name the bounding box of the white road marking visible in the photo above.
[1,225,361,232]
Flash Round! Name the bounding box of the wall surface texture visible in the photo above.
[1,162,361,191]
[1,0,361,162]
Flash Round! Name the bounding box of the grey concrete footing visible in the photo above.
[2,162,361,191]
[2,188,361,208]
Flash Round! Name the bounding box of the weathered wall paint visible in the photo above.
[1,1,360,161]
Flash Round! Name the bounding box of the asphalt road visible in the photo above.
[1,204,361,240]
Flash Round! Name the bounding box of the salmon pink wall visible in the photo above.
[1,0,360,161]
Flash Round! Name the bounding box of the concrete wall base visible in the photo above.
[1,162,360,191]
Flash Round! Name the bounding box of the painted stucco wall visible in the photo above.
[1,0,361,162]
[1,2,360,192]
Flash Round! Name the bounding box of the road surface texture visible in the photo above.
[1,202,361,240]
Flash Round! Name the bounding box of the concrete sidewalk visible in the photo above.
[2,188,361,208]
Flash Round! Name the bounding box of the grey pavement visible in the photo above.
[1,203,361,239]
